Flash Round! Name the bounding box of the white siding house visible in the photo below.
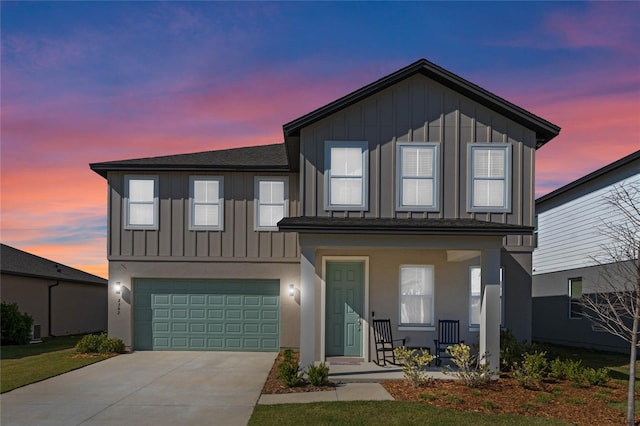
[532,150,640,352]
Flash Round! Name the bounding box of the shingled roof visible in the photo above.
[90,143,289,178]
[1,244,107,286]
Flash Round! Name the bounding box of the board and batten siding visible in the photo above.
[107,171,300,260]
[299,74,536,248]
[533,174,640,275]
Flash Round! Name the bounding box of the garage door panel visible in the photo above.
[134,279,279,351]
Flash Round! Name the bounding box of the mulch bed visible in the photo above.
[382,377,631,426]
[262,351,636,425]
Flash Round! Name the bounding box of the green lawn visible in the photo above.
[1,335,113,393]
[250,401,569,425]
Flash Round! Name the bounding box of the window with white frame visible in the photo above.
[190,176,223,230]
[255,177,288,230]
[469,266,504,328]
[325,141,368,210]
[396,143,439,211]
[569,277,583,319]
[125,175,158,229]
[399,265,434,326]
[468,144,511,212]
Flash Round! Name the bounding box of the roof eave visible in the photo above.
[89,163,292,178]
[278,224,533,236]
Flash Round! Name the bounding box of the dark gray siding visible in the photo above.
[299,74,536,248]
[107,171,299,260]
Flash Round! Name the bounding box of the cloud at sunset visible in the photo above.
[1,2,638,278]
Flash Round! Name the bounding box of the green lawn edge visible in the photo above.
[250,401,570,425]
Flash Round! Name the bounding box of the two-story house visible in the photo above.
[532,150,640,353]
[90,59,560,368]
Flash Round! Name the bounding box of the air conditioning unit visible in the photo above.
[30,324,42,344]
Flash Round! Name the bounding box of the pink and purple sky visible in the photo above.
[1,2,639,279]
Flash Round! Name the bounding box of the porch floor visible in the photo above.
[326,357,453,382]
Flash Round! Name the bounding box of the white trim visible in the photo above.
[189,176,224,231]
[467,143,512,213]
[324,141,369,211]
[399,326,435,332]
[321,256,369,363]
[124,175,158,230]
[254,176,289,231]
[398,264,435,327]
[395,142,440,212]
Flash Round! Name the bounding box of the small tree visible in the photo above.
[1,302,34,345]
[578,181,639,426]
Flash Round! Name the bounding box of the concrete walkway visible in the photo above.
[258,382,393,404]
[1,351,275,426]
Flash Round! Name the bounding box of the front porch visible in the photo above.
[326,356,451,382]
[291,230,516,370]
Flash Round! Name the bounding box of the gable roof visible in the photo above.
[283,58,561,149]
[536,149,640,206]
[1,243,107,286]
[90,143,289,178]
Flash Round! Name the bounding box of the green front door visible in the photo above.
[326,262,364,357]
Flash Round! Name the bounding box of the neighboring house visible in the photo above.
[90,59,560,367]
[1,243,108,338]
[532,150,640,353]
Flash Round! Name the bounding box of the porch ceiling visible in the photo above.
[278,217,532,236]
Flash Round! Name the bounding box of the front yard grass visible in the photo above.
[250,401,569,425]
[1,335,114,393]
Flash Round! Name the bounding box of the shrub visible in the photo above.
[278,350,303,387]
[500,329,528,371]
[1,302,34,345]
[393,346,435,388]
[580,367,609,387]
[512,351,547,389]
[306,362,329,386]
[548,357,569,380]
[99,336,126,354]
[76,333,125,354]
[444,343,493,388]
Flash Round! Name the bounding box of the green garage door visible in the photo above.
[133,279,279,351]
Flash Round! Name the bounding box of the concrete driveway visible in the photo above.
[0,351,276,426]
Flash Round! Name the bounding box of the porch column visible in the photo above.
[480,248,501,373]
[299,246,316,367]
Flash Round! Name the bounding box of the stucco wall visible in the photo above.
[1,274,106,338]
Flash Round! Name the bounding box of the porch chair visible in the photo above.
[433,319,462,366]
[372,319,406,366]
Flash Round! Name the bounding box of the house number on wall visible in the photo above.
[117,298,121,315]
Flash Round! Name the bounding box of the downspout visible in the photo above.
[48,281,59,337]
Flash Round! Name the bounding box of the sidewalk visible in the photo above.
[257,382,393,405]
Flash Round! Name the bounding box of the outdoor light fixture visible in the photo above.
[114,282,122,295]
[289,284,295,297]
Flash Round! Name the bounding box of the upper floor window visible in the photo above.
[396,142,439,211]
[190,176,223,230]
[399,265,434,327]
[569,277,583,319]
[469,266,504,328]
[255,177,288,230]
[325,141,369,211]
[125,175,158,229]
[468,144,511,212]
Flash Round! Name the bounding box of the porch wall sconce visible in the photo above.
[289,284,295,297]
[114,282,122,295]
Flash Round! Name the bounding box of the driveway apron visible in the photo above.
[1,351,276,426]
